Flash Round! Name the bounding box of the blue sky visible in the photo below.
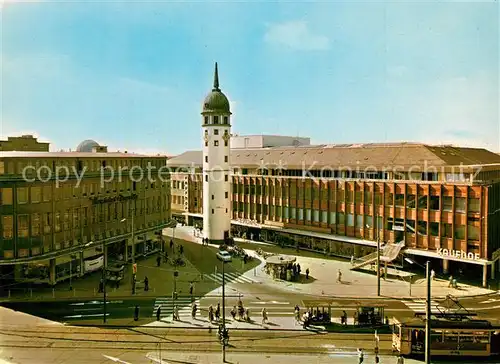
[1,0,499,154]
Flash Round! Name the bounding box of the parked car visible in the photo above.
[216,250,232,262]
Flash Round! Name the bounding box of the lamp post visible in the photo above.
[425,260,431,364]
[220,256,228,362]
[404,257,414,296]
[374,211,381,296]
[172,269,178,321]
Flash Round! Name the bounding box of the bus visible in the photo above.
[392,316,500,357]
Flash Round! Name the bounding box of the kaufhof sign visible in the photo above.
[438,248,480,261]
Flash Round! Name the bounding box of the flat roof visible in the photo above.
[168,143,500,170]
[0,151,168,159]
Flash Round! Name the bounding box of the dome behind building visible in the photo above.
[76,139,100,152]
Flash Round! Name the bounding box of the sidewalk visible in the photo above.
[164,225,496,300]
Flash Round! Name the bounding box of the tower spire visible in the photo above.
[213,62,220,91]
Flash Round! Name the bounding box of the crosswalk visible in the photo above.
[152,296,200,319]
[152,296,295,321]
[204,272,259,285]
[403,299,449,313]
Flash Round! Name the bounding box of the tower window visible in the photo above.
[224,140,228,147]
[214,129,219,135]
[226,208,228,213]
[224,156,228,163]
[205,175,208,182]
[225,175,228,182]
[213,116,219,124]
[212,209,214,214]
[212,194,214,200]
[205,141,208,147]
[214,140,219,146]
[204,116,209,124]
[205,156,208,163]
[224,116,228,124]
[225,191,228,199]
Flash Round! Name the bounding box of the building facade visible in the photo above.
[0,150,171,288]
[169,143,500,287]
[0,135,49,152]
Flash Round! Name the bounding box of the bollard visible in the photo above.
[73,289,76,297]
[94,288,96,296]
[8,290,10,298]
[254,268,256,277]
[52,288,55,298]
[30,289,33,298]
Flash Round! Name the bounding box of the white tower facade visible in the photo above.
[201,63,232,244]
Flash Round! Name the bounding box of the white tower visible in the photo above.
[201,62,232,244]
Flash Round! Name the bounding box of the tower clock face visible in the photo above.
[222,131,230,142]
[204,134,209,142]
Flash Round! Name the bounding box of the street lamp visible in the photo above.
[404,257,414,296]
[219,253,228,363]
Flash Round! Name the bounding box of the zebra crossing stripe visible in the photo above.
[205,273,258,284]
[404,299,448,313]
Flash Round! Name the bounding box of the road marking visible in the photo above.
[102,354,132,364]
[480,298,500,304]
[64,313,110,319]
[402,299,448,313]
[250,301,290,305]
[145,352,170,364]
[205,273,259,284]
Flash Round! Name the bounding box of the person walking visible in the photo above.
[397,355,405,364]
[170,239,174,250]
[448,275,453,287]
[230,306,237,320]
[144,276,149,291]
[156,255,161,267]
[208,305,214,322]
[357,348,364,364]
[337,269,342,283]
[215,302,221,321]
[189,282,194,296]
[430,269,435,281]
[261,308,268,325]
[305,268,310,280]
[134,305,140,321]
[156,306,161,321]
[173,305,179,321]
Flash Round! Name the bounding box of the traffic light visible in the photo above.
[132,263,137,274]
[172,291,178,300]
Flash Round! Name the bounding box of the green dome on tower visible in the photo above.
[202,62,231,114]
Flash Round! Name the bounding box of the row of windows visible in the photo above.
[0,181,167,205]
[228,186,481,213]
[204,156,229,163]
[0,158,166,175]
[203,115,229,125]
[230,204,481,241]
[1,198,169,239]
[204,174,230,182]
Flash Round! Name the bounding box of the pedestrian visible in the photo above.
[157,255,161,267]
[156,306,161,321]
[297,264,301,275]
[430,269,435,281]
[164,250,168,263]
[375,355,379,363]
[144,276,149,291]
[215,303,221,321]
[231,306,236,320]
[351,255,355,265]
[305,268,309,280]
[337,269,342,283]
[179,245,184,255]
[294,305,300,324]
[209,305,214,322]
[170,239,174,250]
[189,282,194,296]
[134,305,140,321]
[173,305,179,321]
[397,355,404,364]
[448,275,453,288]
[261,308,268,324]
[342,310,348,325]
[357,348,364,364]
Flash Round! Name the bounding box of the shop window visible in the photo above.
[289,207,296,219]
[467,225,480,240]
[32,213,41,236]
[365,215,373,228]
[406,194,416,208]
[417,221,427,235]
[338,212,345,225]
[30,186,41,203]
[17,215,29,238]
[430,196,440,210]
[313,210,320,222]
[417,196,428,209]
[17,187,28,204]
[455,197,466,212]
[2,216,13,239]
[347,213,354,227]
[468,198,480,213]
[429,222,439,236]
[443,196,453,211]
[0,188,13,205]
[454,225,465,239]
[364,191,372,204]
